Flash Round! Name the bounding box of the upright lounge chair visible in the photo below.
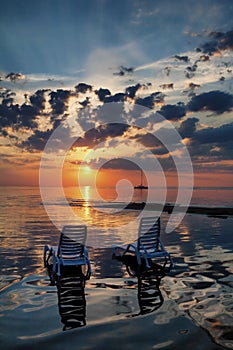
[44,225,92,281]
[113,217,173,271]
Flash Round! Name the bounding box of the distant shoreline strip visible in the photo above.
[70,201,233,217]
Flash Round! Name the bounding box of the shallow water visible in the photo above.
[0,186,233,349]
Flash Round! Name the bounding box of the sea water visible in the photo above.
[0,186,233,349]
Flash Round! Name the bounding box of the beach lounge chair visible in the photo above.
[44,225,92,281]
[113,217,173,271]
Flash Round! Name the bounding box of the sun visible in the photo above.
[83,165,91,174]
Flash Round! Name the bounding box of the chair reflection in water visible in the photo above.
[43,225,91,330]
[118,254,165,316]
[57,267,87,330]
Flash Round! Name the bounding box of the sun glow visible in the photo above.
[83,165,91,174]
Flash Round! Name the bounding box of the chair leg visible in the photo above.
[145,257,151,269]
[44,245,51,267]
[85,260,92,280]
[57,261,61,277]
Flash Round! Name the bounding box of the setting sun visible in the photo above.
[83,166,91,174]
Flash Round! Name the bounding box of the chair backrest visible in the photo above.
[58,225,87,257]
[137,217,160,252]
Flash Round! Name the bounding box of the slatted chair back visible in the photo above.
[58,225,87,260]
[137,217,160,253]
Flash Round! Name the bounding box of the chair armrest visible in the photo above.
[124,243,137,253]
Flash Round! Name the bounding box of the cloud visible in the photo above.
[5,72,26,82]
[73,123,130,149]
[188,82,200,90]
[159,104,186,120]
[185,63,198,79]
[96,84,148,103]
[100,158,140,170]
[0,99,20,128]
[178,117,199,138]
[187,91,233,114]
[29,89,48,110]
[194,122,233,144]
[75,83,92,93]
[184,121,233,169]
[113,65,134,76]
[102,92,126,103]
[159,83,174,90]
[135,92,165,109]
[199,54,210,62]
[130,131,162,149]
[125,83,144,98]
[20,129,54,151]
[95,88,111,102]
[174,55,189,63]
[19,103,39,128]
[198,30,233,55]
[49,89,73,115]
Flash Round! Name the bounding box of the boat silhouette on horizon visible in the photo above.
[134,170,148,190]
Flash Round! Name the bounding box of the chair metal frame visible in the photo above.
[113,217,173,270]
[44,225,92,281]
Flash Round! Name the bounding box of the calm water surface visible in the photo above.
[0,186,233,349]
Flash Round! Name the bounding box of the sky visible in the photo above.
[0,0,233,188]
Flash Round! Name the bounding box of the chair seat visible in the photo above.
[60,257,87,266]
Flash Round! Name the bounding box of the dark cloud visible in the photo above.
[128,128,172,158]
[5,72,25,82]
[102,92,126,103]
[19,103,38,128]
[210,30,233,50]
[125,83,144,98]
[194,122,233,144]
[75,83,92,93]
[159,104,186,120]
[188,82,200,90]
[186,121,233,167]
[29,89,48,110]
[187,91,233,114]
[185,64,198,79]
[73,123,129,149]
[178,117,199,138]
[0,89,16,100]
[95,88,111,102]
[164,67,171,76]
[0,89,51,135]
[79,97,90,108]
[20,125,76,152]
[113,66,134,76]
[199,54,210,62]
[131,131,162,149]
[135,92,165,109]
[198,30,233,55]
[174,55,189,63]
[0,98,20,128]
[20,129,53,151]
[49,89,72,115]
[159,83,174,90]
[101,158,140,170]
[199,40,219,56]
